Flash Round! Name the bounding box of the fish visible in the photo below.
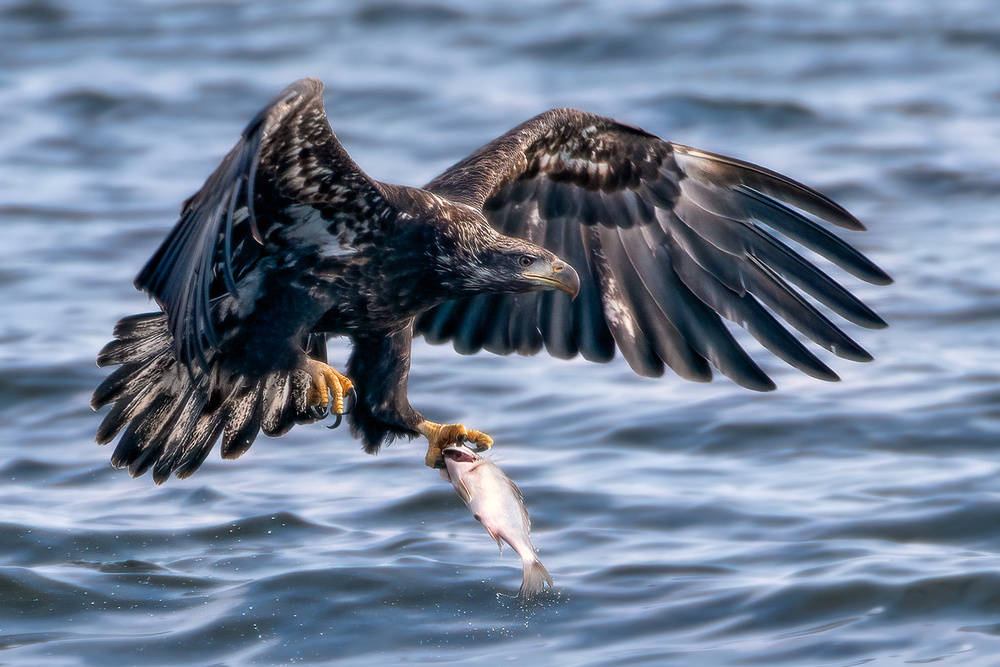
[440,444,553,599]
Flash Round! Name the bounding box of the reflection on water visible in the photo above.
[2,0,1000,664]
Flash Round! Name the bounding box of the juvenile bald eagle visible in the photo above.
[92,78,890,483]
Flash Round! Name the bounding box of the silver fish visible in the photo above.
[441,444,553,599]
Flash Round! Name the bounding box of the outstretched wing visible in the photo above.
[417,109,891,390]
[135,77,388,372]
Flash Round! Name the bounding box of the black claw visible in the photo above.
[327,412,343,430]
[345,386,357,414]
[308,402,330,420]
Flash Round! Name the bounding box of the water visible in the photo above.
[2,0,999,664]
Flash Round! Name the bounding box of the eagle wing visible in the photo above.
[418,109,891,389]
[135,78,388,372]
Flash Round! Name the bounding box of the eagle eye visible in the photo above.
[518,255,534,268]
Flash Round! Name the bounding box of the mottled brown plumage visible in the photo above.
[92,78,889,483]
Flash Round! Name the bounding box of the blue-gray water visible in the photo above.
[2,1,999,664]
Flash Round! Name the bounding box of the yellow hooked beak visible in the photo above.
[525,260,580,298]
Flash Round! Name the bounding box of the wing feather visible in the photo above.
[538,202,577,359]
[587,225,664,378]
[661,230,838,381]
[221,383,264,460]
[134,78,389,375]
[454,294,498,355]
[615,225,767,388]
[672,145,865,230]
[509,293,544,356]
[566,215,615,363]
[418,108,890,389]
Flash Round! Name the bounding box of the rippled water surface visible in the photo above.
[2,1,1000,664]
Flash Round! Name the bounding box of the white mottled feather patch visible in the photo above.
[280,206,358,258]
[601,274,636,338]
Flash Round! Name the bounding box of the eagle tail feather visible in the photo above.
[92,312,315,483]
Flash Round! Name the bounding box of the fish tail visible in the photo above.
[518,557,554,600]
[92,311,314,483]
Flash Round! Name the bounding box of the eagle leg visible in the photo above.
[303,358,355,419]
[417,421,493,468]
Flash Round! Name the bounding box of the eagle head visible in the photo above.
[441,214,580,299]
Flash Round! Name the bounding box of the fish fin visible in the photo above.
[504,477,531,530]
[504,476,525,505]
[485,525,503,554]
[518,558,554,600]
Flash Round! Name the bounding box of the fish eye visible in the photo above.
[518,255,534,268]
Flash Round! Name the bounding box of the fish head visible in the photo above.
[442,444,480,473]
[443,444,479,463]
[441,444,485,501]
[439,445,473,482]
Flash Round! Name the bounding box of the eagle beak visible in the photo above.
[526,260,580,299]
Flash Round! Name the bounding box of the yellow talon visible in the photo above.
[303,358,354,415]
[417,420,493,468]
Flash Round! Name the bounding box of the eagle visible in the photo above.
[91,78,891,483]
